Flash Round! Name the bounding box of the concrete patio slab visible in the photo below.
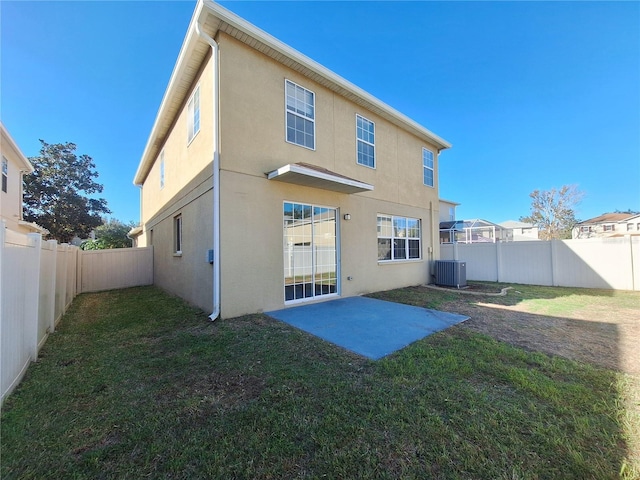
[266,296,469,360]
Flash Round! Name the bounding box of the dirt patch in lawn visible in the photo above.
[434,290,640,375]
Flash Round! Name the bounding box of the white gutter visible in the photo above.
[195,17,221,321]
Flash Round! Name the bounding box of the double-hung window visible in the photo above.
[285,80,315,149]
[377,214,421,261]
[187,86,200,143]
[356,114,375,168]
[423,148,434,187]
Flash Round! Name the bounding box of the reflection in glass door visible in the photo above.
[283,202,338,302]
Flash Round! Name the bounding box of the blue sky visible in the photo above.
[2,1,638,224]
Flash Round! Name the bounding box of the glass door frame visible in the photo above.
[283,201,340,305]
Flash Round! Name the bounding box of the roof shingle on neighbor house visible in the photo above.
[573,212,640,238]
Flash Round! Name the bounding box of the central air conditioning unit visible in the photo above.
[434,260,467,288]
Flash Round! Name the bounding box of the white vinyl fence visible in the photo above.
[440,237,640,291]
[1,224,153,404]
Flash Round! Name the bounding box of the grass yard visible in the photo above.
[1,285,639,479]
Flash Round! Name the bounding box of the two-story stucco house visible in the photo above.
[573,213,640,239]
[132,1,451,319]
[0,122,46,235]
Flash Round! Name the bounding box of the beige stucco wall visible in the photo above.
[139,32,443,317]
[1,129,31,233]
[140,52,214,230]
[219,170,438,318]
[218,34,440,206]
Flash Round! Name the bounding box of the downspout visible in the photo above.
[195,20,221,321]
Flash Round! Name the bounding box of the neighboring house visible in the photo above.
[0,122,46,235]
[439,219,510,244]
[499,220,539,241]
[131,0,451,319]
[439,199,458,223]
[573,213,640,239]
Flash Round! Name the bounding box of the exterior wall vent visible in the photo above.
[434,260,467,288]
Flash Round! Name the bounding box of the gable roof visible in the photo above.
[499,220,535,229]
[0,122,34,173]
[577,213,636,225]
[133,0,451,185]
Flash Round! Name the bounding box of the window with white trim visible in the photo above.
[285,80,315,149]
[1,157,7,193]
[377,214,421,261]
[603,224,615,232]
[423,148,434,187]
[174,214,183,255]
[356,114,375,168]
[187,86,200,143]
[159,151,165,189]
[449,207,455,221]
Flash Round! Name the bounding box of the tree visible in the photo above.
[520,185,584,240]
[23,140,110,243]
[80,218,137,250]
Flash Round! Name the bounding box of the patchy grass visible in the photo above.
[1,286,638,479]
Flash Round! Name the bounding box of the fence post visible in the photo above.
[26,233,42,362]
[46,240,58,333]
[77,247,82,294]
[496,241,502,282]
[630,235,636,291]
[550,240,559,287]
[59,244,68,317]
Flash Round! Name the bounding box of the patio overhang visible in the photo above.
[266,162,374,194]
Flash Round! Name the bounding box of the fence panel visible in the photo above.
[54,244,69,326]
[2,230,153,404]
[1,228,39,403]
[440,237,638,291]
[37,240,57,349]
[441,243,499,281]
[554,238,635,290]
[79,247,153,293]
[500,241,553,286]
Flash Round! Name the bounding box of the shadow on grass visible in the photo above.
[0,286,637,479]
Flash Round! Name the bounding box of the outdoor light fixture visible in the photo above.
[343,214,351,220]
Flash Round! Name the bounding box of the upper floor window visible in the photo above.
[1,157,7,193]
[449,207,455,221]
[627,223,633,231]
[603,224,615,232]
[356,114,375,168]
[423,148,434,187]
[285,80,315,149]
[187,85,200,143]
[580,226,591,233]
[159,151,165,189]
[377,214,421,262]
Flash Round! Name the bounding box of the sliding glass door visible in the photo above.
[283,202,338,302]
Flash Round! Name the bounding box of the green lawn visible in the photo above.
[1,286,637,479]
